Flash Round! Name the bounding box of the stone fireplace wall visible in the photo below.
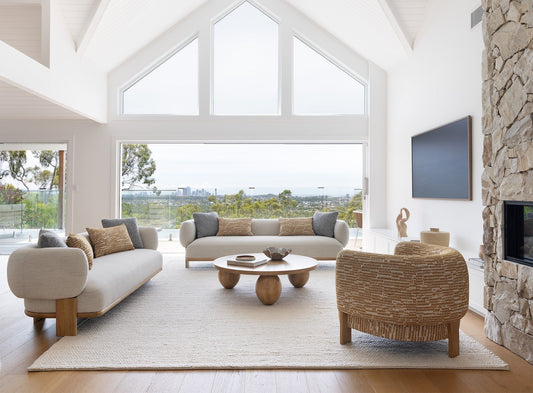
[481,0,533,363]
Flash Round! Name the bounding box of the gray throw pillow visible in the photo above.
[37,229,68,248]
[101,217,144,248]
[193,212,219,238]
[312,211,339,238]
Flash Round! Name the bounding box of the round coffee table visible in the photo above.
[213,254,318,305]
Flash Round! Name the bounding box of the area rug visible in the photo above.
[29,257,507,371]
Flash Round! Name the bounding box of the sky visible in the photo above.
[146,143,363,196]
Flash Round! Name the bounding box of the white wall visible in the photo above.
[387,0,483,258]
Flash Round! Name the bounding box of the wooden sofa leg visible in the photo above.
[185,259,189,268]
[447,320,460,358]
[339,311,352,344]
[56,298,78,336]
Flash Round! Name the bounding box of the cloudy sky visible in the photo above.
[147,143,363,196]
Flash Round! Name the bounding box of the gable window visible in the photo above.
[293,37,365,115]
[122,38,199,115]
[213,2,279,115]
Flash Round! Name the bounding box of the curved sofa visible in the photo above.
[7,227,162,336]
[180,218,349,267]
[336,242,469,357]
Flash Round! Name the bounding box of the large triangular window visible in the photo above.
[213,2,279,115]
[293,37,365,115]
[122,38,198,115]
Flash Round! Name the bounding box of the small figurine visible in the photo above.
[396,208,410,238]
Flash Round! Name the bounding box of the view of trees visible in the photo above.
[1,144,362,233]
[121,144,157,191]
[0,150,65,230]
[122,189,363,229]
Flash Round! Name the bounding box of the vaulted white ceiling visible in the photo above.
[0,0,429,121]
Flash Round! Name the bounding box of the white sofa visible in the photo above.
[180,218,349,267]
[7,227,162,336]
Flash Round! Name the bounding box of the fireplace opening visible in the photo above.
[504,201,533,268]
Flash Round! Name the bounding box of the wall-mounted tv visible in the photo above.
[411,116,472,200]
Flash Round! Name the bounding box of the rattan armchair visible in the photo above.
[336,242,469,357]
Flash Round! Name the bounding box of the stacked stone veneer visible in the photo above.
[481,0,533,363]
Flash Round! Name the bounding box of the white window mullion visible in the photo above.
[199,22,211,117]
[279,18,292,117]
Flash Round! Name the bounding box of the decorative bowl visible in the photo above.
[263,247,292,261]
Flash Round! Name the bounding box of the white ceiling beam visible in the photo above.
[0,0,107,123]
[77,0,112,56]
[376,0,413,54]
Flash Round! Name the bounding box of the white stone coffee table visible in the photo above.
[213,253,318,305]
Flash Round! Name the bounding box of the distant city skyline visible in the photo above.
[146,143,363,197]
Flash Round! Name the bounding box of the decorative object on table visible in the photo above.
[395,207,410,238]
[227,255,268,268]
[420,227,450,247]
[263,247,292,260]
[478,244,485,259]
[235,255,255,262]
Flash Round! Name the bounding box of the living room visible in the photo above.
[1,0,533,391]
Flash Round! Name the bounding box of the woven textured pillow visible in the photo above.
[279,218,315,236]
[101,217,143,248]
[86,224,134,258]
[66,234,94,269]
[217,218,253,236]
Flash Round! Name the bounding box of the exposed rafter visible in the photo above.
[376,0,413,54]
[77,0,112,56]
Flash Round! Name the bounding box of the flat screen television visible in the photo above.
[411,116,472,200]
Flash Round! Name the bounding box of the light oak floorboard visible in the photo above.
[1,251,533,393]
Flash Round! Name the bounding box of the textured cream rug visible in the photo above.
[29,257,507,371]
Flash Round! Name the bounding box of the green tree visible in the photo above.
[0,151,31,190]
[338,192,363,227]
[30,151,61,190]
[121,144,157,191]
[0,184,23,204]
[278,189,298,216]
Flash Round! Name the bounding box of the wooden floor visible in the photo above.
[1,258,533,393]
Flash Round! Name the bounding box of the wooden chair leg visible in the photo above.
[339,311,352,344]
[56,298,78,336]
[185,259,189,268]
[447,320,460,358]
[33,317,45,325]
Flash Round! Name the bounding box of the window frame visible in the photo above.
[116,2,369,118]
[118,34,200,117]
[210,1,282,116]
[292,34,368,116]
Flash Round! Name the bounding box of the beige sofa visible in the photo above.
[7,227,162,336]
[180,218,349,267]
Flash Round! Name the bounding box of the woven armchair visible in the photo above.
[336,242,469,357]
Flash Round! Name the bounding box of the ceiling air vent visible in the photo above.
[471,6,483,28]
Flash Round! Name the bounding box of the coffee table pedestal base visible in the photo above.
[288,272,310,288]
[218,271,240,289]
[255,275,282,305]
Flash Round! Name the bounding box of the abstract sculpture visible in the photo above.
[396,207,410,238]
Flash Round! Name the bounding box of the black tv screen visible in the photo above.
[411,116,472,200]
